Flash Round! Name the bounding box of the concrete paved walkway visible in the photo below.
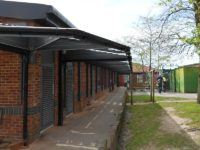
[129,90,197,99]
[23,87,126,150]
[155,92,197,99]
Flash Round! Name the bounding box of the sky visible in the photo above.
[10,0,200,66]
[12,0,160,39]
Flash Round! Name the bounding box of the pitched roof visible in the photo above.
[132,63,150,73]
[0,0,75,27]
[179,63,200,68]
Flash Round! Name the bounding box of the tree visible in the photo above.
[159,0,200,102]
[124,15,187,72]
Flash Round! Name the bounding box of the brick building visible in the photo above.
[0,1,132,148]
[131,63,158,89]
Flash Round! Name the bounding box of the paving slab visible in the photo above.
[23,87,126,150]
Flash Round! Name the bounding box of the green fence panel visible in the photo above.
[184,67,199,93]
[169,70,176,92]
[175,68,180,92]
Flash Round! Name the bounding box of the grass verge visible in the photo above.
[126,103,199,150]
[159,102,200,128]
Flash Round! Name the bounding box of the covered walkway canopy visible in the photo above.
[0,26,132,73]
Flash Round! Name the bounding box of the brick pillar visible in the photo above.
[95,66,97,93]
[90,64,93,97]
[80,62,86,108]
[88,64,91,98]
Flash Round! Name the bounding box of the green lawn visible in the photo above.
[159,102,200,128]
[126,103,199,150]
[128,95,188,103]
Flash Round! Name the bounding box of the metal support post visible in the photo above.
[22,52,29,145]
[130,73,133,105]
[152,70,155,103]
[150,70,155,103]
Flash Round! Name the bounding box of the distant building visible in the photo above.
[131,63,158,89]
[169,63,200,93]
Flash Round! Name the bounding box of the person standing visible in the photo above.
[157,75,163,93]
[163,76,167,92]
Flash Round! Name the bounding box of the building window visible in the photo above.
[137,74,143,83]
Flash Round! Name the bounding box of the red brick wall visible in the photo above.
[104,69,107,89]
[0,18,45,143]
[73,63,115,112]
[28,66,41,107]
[0,17,43,27]
[67,61,123,115]
[91,66,107,99]
[73,62,80,112]
[102,68,106,90]
[27,114,40,143]
[80,62,88,108]
[0,50,23,140]
[94,65,97,93]
[81,62,86,99]
[107,70,110,89]
[0,17,60,145]
[111,72,115,89]
[1,116,23,140]
[0,51,21,106]
[87,64,90,95]
[105,69,108,89]
[0,49,59,143]
[73,62,89,112]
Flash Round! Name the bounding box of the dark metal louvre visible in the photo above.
[41,52,54,130]
[65,62,73,114]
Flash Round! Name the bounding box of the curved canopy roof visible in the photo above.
[0,26,132,74]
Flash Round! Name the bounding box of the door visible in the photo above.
[65,62,74,115]
[41,52,54,131]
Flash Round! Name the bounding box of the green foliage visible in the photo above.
[159,0,200,55]
[182,25,200,55]
[158,0,173,6]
